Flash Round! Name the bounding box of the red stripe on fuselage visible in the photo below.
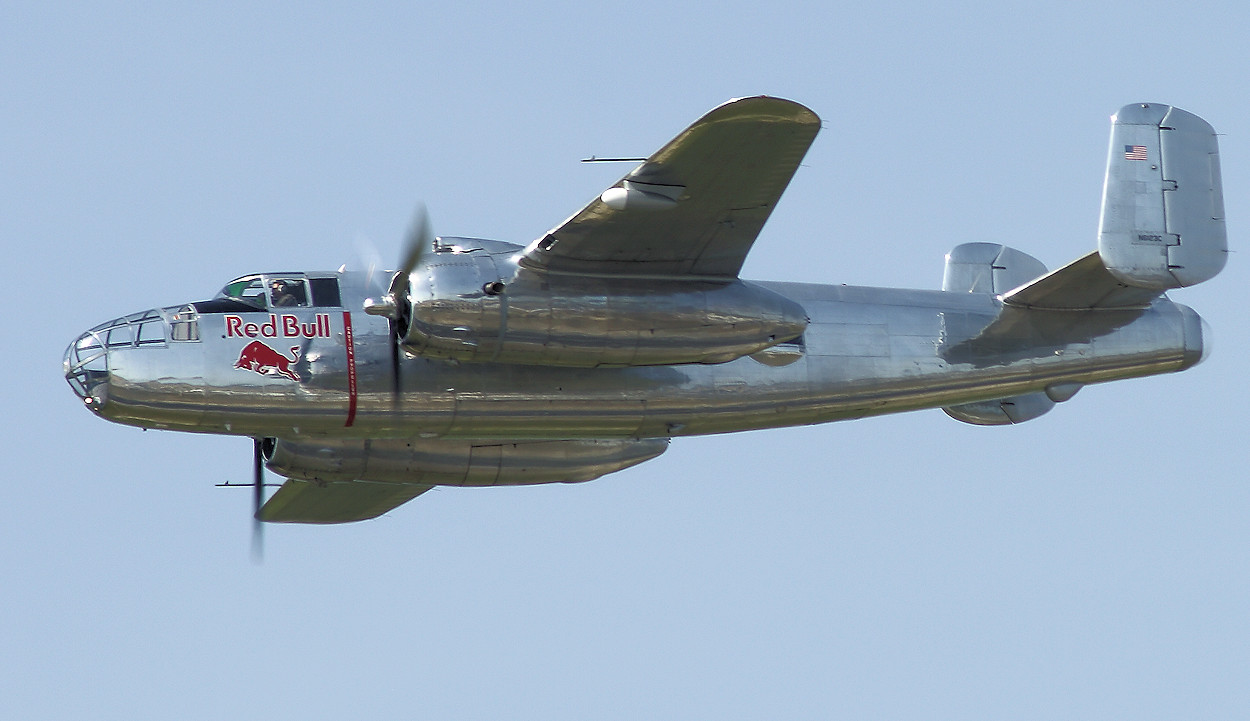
[343,311,358,427]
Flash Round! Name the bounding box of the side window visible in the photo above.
[169,305,200,342]
[268,278,309,308]
[309,278,342,307]
[136,320,165,346]
[105,325,134,348]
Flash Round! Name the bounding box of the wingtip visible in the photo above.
[713,96,821,126]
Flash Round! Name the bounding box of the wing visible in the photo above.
[255,435,669,524]
[520,96,821,279]
[258,479,434,524]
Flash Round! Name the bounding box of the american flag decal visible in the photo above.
[1124,144,1149,161]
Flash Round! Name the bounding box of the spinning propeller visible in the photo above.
[217,438,275,561]
[364,205,434,406]
[252,438,264,562]
[240,208,435,559]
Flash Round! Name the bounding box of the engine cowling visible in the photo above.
[943,383,1083,426]
[397,238,808,367]
[265,436,669,486]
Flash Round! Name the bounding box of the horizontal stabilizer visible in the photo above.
[258,479,434,524]
[1002,251,1161,310]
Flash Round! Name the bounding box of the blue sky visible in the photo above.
[5,2,1250,719]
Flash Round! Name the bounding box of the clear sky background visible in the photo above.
[4,2,1249,719]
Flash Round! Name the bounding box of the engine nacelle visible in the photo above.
[943,392,1054,425]
[398,238,808,367]
[943,383,1082,426]
[265,437,669,487]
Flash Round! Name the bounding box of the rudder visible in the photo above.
[1098,103,1226,289]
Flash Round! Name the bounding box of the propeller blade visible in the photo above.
[251,438,264,563]
[362,203,436,408]
[353,233,387,294]
[390,318,402,407]
[386,204,432,311]
[387,204,434,408]
[397,203,433,279]
[363,203,435,320]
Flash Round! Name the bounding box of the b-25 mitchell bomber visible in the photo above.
[65,98,1226,528]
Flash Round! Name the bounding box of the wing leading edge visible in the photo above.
[520,96,821,279]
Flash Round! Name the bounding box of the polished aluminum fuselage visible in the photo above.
[59,99,1224,522]
[78,269,1203,442]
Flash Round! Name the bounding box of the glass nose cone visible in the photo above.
[64,329,109,408]
[65,308,166,408]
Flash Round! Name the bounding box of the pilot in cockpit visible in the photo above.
[269,279,306,307]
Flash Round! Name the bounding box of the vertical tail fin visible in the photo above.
[1098,103,1226,289]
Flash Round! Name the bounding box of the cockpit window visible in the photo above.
[215,274,340,308]
[216,276,267,309]
[309,277,341,307]
[268,277,308,308]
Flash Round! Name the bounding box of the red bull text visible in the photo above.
[225,314,332,340]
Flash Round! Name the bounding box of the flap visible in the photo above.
[1001,251,1161,310]
[257,479,434,524]
[520,96,820,279]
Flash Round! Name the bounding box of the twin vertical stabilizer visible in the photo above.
[1098,103,1227,289]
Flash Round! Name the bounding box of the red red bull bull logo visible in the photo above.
[225,314,332,339]
[234,341,302,382]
